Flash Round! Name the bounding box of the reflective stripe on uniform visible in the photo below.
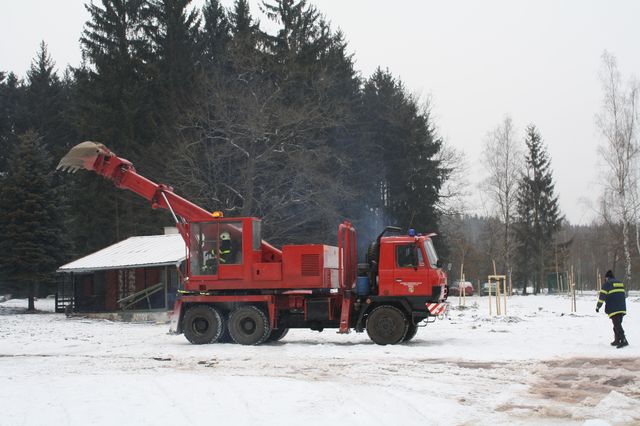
[598,299,606,304]
[600,289,609,295]
[609,289,625,294]
[613,282,624,288]
[608,310,626,317]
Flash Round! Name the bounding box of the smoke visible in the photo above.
[351,206,397,262]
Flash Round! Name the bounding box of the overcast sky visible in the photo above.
[2,0,639,224]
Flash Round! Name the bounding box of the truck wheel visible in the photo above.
[266,327,289,343]
[183,305,224,344]
[403,323,418,342]
[228,306,271,345]
[366,305,408,345]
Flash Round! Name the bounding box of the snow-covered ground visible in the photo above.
[1,293,638,426]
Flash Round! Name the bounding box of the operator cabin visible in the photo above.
[56,227,184,314]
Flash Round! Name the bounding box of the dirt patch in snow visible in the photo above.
[534,357,640,403]
[496,357,640,424]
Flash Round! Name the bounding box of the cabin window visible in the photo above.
[189,221,244,275]
[395,244,424,268]
[190,223,219,275]
[423,239,439,268]
[252,219,262,251]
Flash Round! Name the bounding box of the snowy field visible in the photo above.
[1,293,639,426]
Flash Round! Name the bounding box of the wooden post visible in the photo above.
[571,265,577,313]
[555,245,560,293]
[496,276,501,315]
[164,266,168,310]
[488,276,493,316]
[578,258,583,296]
[462,273,466,307]
[502,276,508,316]
[559,274,563,295]
[458,265,466,307]
[487,275,507,316]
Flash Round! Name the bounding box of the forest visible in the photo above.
[0,0,638,299]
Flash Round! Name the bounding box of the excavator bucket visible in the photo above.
[56,141,112,173]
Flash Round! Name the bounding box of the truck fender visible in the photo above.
[355,298,413,331]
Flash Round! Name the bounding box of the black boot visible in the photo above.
[617,337,629,348]
[610,340,618,346]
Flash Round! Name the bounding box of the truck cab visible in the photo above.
[377,235,447,301]
[365,226,447,303]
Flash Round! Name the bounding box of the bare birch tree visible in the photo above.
[481,116,522,275]
[596,51,639,286]
[437,139,470,217]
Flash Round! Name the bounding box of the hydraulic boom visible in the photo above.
[57,141,281,257]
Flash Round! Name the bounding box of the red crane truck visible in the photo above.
[58,142,448,345]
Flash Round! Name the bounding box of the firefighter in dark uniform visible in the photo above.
[596,270,628,348]
[219,231,236,264]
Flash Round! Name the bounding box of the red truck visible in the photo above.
[58,142,448,345]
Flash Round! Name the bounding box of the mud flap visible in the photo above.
[169,299,184,334]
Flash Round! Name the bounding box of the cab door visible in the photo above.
[188,222,219,279]
[217,220,244,280]
[391,243,430,296]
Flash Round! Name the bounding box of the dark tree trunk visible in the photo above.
[27,282,36,311]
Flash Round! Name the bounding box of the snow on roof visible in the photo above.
[58,234,186,273]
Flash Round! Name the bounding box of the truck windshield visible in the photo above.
[423,239,439,268]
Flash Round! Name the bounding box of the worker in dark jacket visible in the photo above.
[596,270,628,348]
[219,231,236,264]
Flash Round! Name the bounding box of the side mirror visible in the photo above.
[436,259,443,269]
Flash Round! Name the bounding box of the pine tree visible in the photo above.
[0,131,68,309]
[200,0,231,68]
[514,125,563,294]
[25,43,60,136]
[227,0,261,59]
[78,0,154,159]
[146,0,201,112]
[24,42,73,161]
[70,0,169,253]
[262,0,329,70]
[230,0,258,38]
[360,69,444,236]
[0,72,22,175]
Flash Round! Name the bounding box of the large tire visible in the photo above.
[183,305,224,344]
[403,322,418,342]
[366,305,408,345]
[228,305,271,345]
[266,327,289,343]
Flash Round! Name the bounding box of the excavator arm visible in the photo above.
[57,142,282,260]
[57,142,214,242]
